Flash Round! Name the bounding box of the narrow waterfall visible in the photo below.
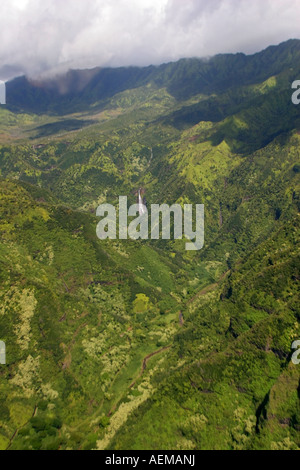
[138,189,147,216]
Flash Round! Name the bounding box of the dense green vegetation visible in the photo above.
[0,40,299,450]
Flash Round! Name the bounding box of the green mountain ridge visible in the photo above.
[6,39,300,114]
[0,39,299,450]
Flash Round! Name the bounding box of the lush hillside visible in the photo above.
[0,40,299,450]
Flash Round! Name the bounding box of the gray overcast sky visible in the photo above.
[1,0,300,80]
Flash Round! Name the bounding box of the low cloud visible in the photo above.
[0,0,299,80]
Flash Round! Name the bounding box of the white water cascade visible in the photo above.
[138,189,147,216]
